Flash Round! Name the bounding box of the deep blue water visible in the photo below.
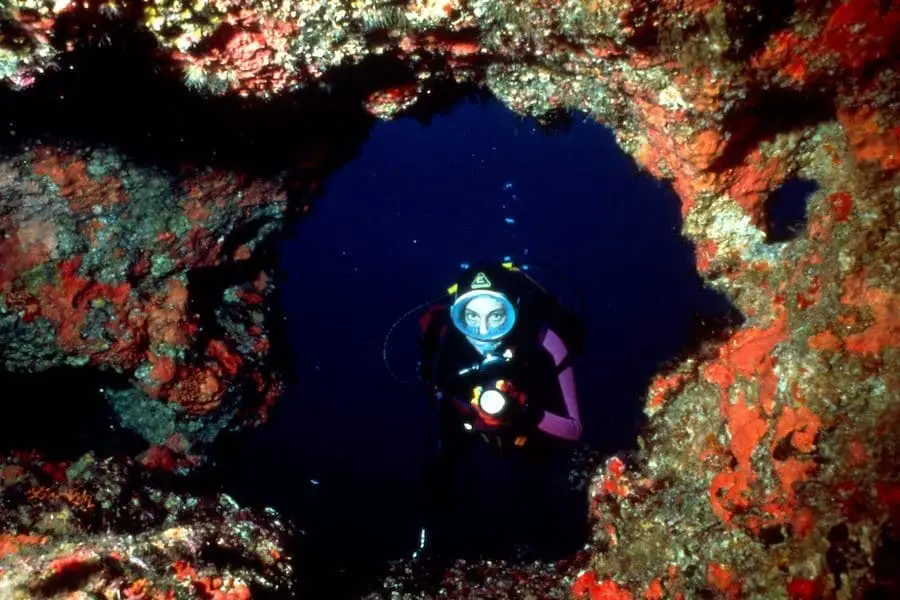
[230,97,734,595]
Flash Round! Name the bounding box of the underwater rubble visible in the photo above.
[1,0,898,599]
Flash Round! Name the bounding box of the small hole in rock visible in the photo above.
[760,524,787,547]
[764,178,818,242]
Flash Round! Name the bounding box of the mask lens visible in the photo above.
[450,291,516,342]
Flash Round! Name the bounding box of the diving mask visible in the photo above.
[449,289,517,343]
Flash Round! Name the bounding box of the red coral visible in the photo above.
[840,272,900,355]
[704,308,827,530]
[773,458,817,504]
[0,465,26,484]
[31,148,128,213]
[752,30,810,84]
[596,456,631,498]
[795,276,821,310]
[820,0,900,71]
[573,571,634,600]
[138,446,177,471]
[722,390,767,472]
[792,506,816,539]
[728,150,785,226]
[181,170,285,212]
[173,560,197,581]
[147,279,193,348]
[828,191,853,222]
[148,352,178,384]
[642,577,664,600]
[707,394,769,522]
[702,310,788,392]
[174,10,300,97]
[690,129,726,170]
[250,371,283,424]
[40,461,68,482]
[706,563,741,599]
[876,481,900,505]
[753,0,900,88]
[848,440,869,467]
[631,95,719,216]
[365,84,422,117]
[166,366,225,415]
[48,551,96,575]
[192,576,253,600]
[185,198,213,222]
[37,256,137,362]
[773,404,821,454]
[647,372,688,411]
[138,434,200,472]
[237,289,264,305]
[787,577,824,600]
[206,339,242,377]
[233,245,252,261]
[695,240,718,274]
[836,105,900,171]
[186,226,224,268]
[10,8,59,43]
[0,534,46,559]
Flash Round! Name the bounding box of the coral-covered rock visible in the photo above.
[0,451,294,599]
[0,145,285,451]
[0,0,898,598]
[363,550,592,600]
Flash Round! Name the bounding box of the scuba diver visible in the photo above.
[411,261,585,558]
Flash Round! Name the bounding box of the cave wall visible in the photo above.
[1,0,898,598]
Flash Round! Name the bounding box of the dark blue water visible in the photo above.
[230,96,735,595]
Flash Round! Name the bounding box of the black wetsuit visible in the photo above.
[416,301,586,559]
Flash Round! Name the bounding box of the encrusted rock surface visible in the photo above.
[1,0,898,599]
[0,145,286,451]
[0,451,294,599]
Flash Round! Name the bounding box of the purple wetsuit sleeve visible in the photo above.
[536,328,583,441]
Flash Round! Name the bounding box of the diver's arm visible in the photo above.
[536,328,583,441]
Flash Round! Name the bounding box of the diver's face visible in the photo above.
[463,296,508,338]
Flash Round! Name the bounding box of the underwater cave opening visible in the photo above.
[220,96,742,597]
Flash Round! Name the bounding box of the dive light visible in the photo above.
[470,379,520,425]
[464,379,530,447]
[478,389,507,415]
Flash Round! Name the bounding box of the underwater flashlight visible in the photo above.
[478,389,507,416]
[470,379,520,426]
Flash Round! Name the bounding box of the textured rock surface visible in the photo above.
[0,451,294,599]
[0,145,287,451]
[1,0,898,599]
